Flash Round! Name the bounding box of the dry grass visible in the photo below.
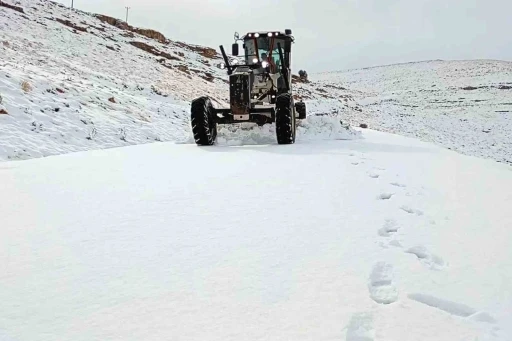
[137,113,150,122]
[21,80,32,93]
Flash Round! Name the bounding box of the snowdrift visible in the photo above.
[179,114,362,146]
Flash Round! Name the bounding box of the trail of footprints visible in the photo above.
[372,170,446,271]
[344,158,498,341]
[367,163,446,306]
[348,155,448,301]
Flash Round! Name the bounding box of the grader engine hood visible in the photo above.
[229,70,253,120]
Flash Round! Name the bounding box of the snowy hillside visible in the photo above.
[0,0,362,161]
[314,60,512,165]
[3,1,509,166]
[1,130,511,341]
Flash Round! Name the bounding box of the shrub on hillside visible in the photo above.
[298,70,309,81]
[21,81,32,93]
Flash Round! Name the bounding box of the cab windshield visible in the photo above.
[244,36,286,73]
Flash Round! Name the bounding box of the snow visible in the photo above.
[1,1,512,340]
[212,115,361,146]
[314,60,512,165]
[1,129,511,341]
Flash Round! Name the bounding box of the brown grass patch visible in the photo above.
[21,81,32,93]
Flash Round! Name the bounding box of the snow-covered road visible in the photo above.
[1,129,511,341]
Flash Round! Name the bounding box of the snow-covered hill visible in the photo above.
[314,60,512,165]
[1,129,511,341]
[0,0,362,161]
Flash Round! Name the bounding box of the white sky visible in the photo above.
[59,0,512,73]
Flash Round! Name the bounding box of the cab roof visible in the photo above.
[242,31,293,40]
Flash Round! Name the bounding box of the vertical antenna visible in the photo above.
[125,6,131,23]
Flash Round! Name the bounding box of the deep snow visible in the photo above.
[1,129,511,341]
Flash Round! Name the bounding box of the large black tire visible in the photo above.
[295,101,306,119]
[190,96,217,146]
[275,93,296,144]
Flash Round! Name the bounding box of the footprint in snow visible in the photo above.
[400,205,424,216]
[377,192,393,200]
[408,293,475,316]
[367,165,386,177]
[408,293,496,322]
[378,219,399,237]
[408,294,501,339]
[368,262,398,304]
[378,239,403,249]
[345,312,375,341]
[378,220,403,249]
[349,152,366,159]
[405,245,446,270]
[390,182,407,188]
[388,240,402,248]
[368,172,380,179]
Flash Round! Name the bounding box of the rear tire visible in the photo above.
[275,93,296,144]
[191,96,217,146]
[295,101,306,119]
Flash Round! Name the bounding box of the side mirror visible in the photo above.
[232,43,239,56]
[285,29,292,35]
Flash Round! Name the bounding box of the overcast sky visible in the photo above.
[59,0,512,73]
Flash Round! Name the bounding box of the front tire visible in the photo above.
[275,93,296,144]
[191,96,217,146]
